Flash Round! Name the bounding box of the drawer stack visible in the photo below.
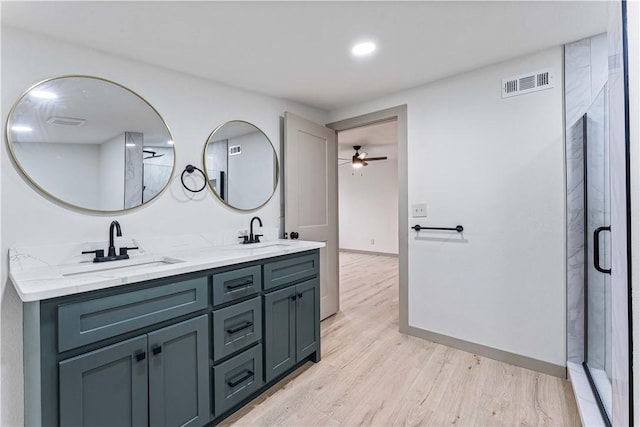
[211,265,264,416]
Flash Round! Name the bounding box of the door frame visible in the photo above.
[326,105,409,332]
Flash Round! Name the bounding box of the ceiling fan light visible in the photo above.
[352,157,363,168]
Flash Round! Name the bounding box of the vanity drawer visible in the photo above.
[263,253,319,291]
[212,265,261,306]
[57,277,208,352]
[213,344,263,416]
[212,297,262,362]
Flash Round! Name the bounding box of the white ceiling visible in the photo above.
[338,120,397,161]
[2,1,607,111]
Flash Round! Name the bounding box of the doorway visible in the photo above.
[327,105,408,331]
[337,119,399,256]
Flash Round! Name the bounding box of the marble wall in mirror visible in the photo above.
[203,121,278,210]
[6,75,175,212]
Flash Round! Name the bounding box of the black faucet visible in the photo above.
[242,216,263,244]
[82,221,138,263]
[108,221,122,257]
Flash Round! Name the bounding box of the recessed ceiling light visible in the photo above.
[351,42,376,57]
[30,90,57,100]
[11,125,33,133]
[126,143,136,147]
[167,140,174,145]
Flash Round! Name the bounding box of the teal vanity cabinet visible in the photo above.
[263,254,320,383]
[30,274,211,427]
[23,249,321,427]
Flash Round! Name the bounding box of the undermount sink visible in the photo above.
[236,243,293,252]
[62,256,185,277]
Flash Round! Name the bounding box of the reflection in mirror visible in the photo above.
[204,121,278,210]
[6,76,175,212]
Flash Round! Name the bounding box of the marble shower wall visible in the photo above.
[124,131,144,209]
[565,33,608,364]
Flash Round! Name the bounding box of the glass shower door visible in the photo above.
[583,85,612,423]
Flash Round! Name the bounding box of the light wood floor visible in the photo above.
[222,252,581,426]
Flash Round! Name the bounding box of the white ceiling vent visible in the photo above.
[501,69,554,98]
[46,116,86,126]
[229,145,241,156]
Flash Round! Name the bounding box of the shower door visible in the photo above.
[583,85,612,423]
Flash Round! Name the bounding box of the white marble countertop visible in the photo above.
[9,239,324,302]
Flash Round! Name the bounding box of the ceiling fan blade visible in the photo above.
[358,152,368,159]
[365,156,387,161]
[362,160,369,167]
[338,161,351,166]
[338,157,351,160]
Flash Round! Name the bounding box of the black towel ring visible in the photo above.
[181,164,207,193]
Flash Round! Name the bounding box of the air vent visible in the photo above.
[46,116,86,127]
[501,69,554,98]
[228,145,241,156]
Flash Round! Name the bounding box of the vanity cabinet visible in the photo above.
[24,249,320,427]
[263,254,320,384]
[59,315,209,427]
[264,279,319,383]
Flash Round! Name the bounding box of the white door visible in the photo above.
[284,112,338,319]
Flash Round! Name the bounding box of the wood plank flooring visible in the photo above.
[222,252,581,426]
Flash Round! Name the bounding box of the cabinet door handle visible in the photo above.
[135,351,146,362]
[290,294,297,301]
[226,279,253,290]
[226,321,254,334]
[152,346,162,356]
[297,293,303,299]
[227,369,254,388]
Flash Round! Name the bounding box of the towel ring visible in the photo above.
[181,164,207,193]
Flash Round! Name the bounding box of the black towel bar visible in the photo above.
[412,225,463,233]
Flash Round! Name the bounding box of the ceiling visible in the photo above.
[9,76,173,146]
[338,120,397,162]
[2,1,608,111]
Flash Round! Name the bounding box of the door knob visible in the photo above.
[290,232,299,240]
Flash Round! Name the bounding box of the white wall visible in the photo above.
[227,131,276,209]
[12,142,100,208]
[98,133,125,210]
[0,27,327,426]
[329,47,566,366]
[339,160,398,254]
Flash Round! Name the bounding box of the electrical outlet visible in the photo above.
[412,203,427,218]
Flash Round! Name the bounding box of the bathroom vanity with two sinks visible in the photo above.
[10,239,324,427]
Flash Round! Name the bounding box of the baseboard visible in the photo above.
[403,325,566,378]
[339,248,399,257]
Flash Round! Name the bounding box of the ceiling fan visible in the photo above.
[339,145,388,168]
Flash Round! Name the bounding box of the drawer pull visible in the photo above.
[227,369,254,388]
[226,279,253,290]
[135,351,146,362]
[226,321,254,334]
[152,345,162,356]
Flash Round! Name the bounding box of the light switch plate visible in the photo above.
[412,203,427,218]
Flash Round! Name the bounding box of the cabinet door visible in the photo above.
[264,286,296,383]
[148,314,210,427]
[59,335,148,427]
[296,278,320,361]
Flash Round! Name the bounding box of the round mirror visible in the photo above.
[6,75,175,212]
[203,121,278,210]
